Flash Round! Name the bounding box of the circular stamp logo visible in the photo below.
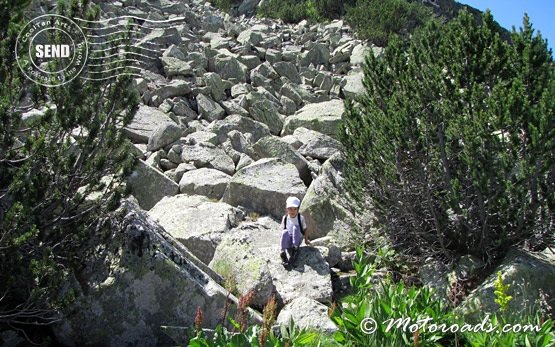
[16,14,88,87]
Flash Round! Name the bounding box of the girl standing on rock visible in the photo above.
[280,196,311,268]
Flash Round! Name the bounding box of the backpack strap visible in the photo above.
[282,215,287,229]
[298,213,304,235]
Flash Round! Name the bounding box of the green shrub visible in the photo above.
[331,246,555,347]
[257,0,312,24]
[209,0,243,13]
[344,0,433,45]
[340,10,555,263]
[0,0,138,331]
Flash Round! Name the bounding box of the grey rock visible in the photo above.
[159,99,173,113]
[238,55,262,71]
[210,35,231,50]
[207,114,271,144]
[135,27,181,47]
[185,131,219,146]
[458,249,555,321]
[220,100,250,117]
[174,162,197,183]
[203,14,224,32]
[250,99,285,136]
[293,127,343,160]
[223,158,306,219]
[181,143,235,175]
[204,72,226,102]
[280,135,303,150]
[124,105,177,144]
[209,224,278,309]
[161,57,195,78]
[53,201,259,347]
[265,49,282,64]
[300,153,359,243]
[172,98,198,122]
[299,43,330,67]
[342,71,364,99]
[127,160,179,210]
[260,246,333,304]
[148,195,243,264]
[179,168,231,200]
[236,154,254,171]
[252,136,311,186]
[231,83,252,98]
[147,122,184,152]
[277,297,337,333]
[273,61,301,84]
[188,52,209,71]
[237,28,265,46]
[280,95,297,115]
[196,93,226,122]
[213,55,247,83]
[251,62,279,81]
[281,99,344,140]
[162,44,187,61]
[350,43,371,66]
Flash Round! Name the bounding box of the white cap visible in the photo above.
[286,196,301,208]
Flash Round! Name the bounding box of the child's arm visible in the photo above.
[304,233,311,245]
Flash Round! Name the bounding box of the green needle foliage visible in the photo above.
[344,0,432,46]
[340,10,555,263]
[0,0,139,331]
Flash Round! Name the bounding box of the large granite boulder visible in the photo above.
[249,99,285,136]
[209,219,280,309]
[124,105,177,144]
[300,153,359,246]
[259,245,333,305]
[299,43,330,67]
[147,122,184,152]
[273,61,301,84]
[207,114,271,144]
[457,249,555,321]
[135,27,181,48]
[341,70,364,99]
[223,158,307,219]
[197,93,226,122]
[161,57,195,78]
[213,55,247,83]
[277,297,337,333]
[148,195,244,264]
[127,160,180,210]
[237,28,265,46]
[350,43,372,66]
[281,99,344,140]
[180,143,235,175]
[179,168,231,200]
[252,136,311,186]
[293,127,343,161]
[53,201,259,346]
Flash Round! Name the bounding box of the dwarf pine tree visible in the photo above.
[340,10,554,263]
[0,0,139,329]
